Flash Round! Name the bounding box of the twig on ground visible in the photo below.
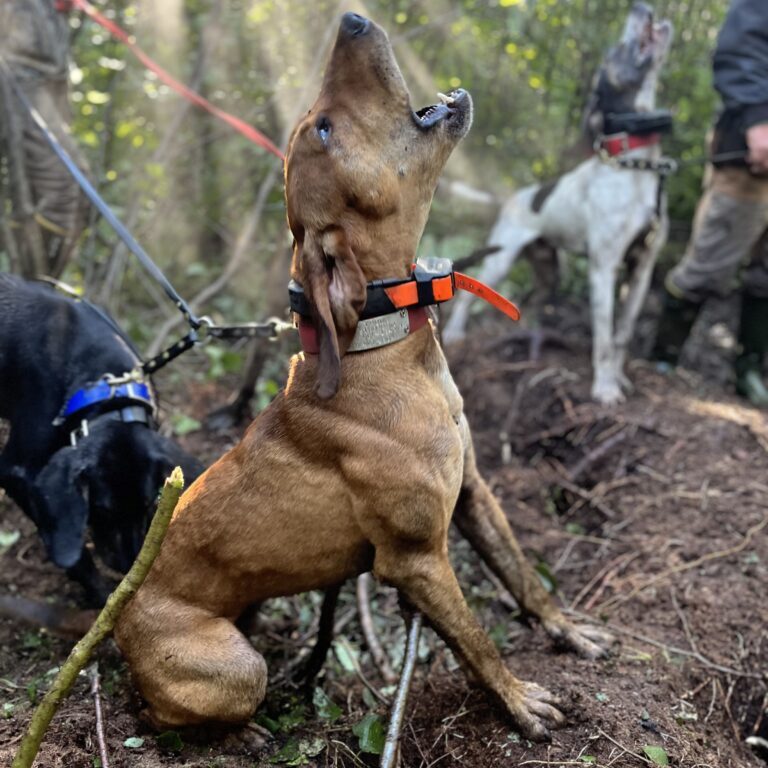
[753,692,768,735]
[597,513,768,612]
[408,721,429,767]
[89,664,110,768]
[566,609,765,680]
[557,477,617,518]
[719,678,742,741]
[335,635,389,705]
[357,574,398,685]
[381,611,422,768]
[596,728,651,765]
[569,553,638,611]
[567,427,633,483]
[480,563,519,613]
[704,678,718,725]
[669,588,700,656]
[12,469,185,768]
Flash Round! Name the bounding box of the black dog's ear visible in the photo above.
[145,434,204,498]
[33,447,89,569]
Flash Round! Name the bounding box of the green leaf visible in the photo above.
[2,702,15,719]
[643,745,669,766]
[579,757,597,764]
[276,705,307,733]
[169,412,201,437]
[534,560,557,593]
[352,713,386,755]
[255,712,281,734]
[123,736,144,749]
[333,637,359,672]
[0,529,20,548]
[156,730,183,752]
[565,522,585,535]
[269,737,325,765]
[312,687,341,722]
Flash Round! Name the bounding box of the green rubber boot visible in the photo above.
[735,293,768,408]
[651,290,702,367]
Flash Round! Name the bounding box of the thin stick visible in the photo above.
[381,611,423,768]
[566,609,764,680]
[89,664,110,768]
[12,469,185,768]
[596,728,651,765]
[598,513,768,612]
[357,574,397,684]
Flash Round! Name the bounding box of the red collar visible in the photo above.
[598,132,661,157]
[298,307,428,355]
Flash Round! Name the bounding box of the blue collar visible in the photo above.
[54,378,156,427]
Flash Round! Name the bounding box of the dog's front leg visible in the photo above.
[374,546,564,741]
[453,427,613,658]
[588,242,624,405]
[612,218,669,386]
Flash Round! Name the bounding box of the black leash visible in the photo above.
[0,56,293,375]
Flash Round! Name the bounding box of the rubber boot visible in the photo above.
[735,293,768,408]
[651,290,702,366]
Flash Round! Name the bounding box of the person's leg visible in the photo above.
[653,167,768,365]
[736,229,768,406]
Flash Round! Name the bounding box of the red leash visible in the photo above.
[65,0,284,160]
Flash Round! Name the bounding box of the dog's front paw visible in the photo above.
[543,618,616,660]
[505,681,565,742]
[591,378,625,405]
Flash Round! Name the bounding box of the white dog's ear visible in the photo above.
[298,228,366,399]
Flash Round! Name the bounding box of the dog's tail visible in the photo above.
[0,594,97,639]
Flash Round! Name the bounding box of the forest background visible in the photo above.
[0,0,728,386]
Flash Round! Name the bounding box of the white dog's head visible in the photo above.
[583,2,673,139]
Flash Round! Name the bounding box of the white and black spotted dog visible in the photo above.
[444,2,673,405]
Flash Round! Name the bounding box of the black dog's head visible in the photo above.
[33,422,202,576]
[583,3,673,140]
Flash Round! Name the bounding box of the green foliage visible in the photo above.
[268,736,325,765]
[312,687,342,723]
[352,713,386,755]
[643,745,670,766]
[36,0,725,349]
[155,730,183,753]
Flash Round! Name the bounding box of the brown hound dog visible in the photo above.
[115,13,612,742]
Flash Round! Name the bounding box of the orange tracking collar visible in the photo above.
[289,257,521,355]
[289,257,520,324]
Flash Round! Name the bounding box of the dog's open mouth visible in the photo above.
[414,88,469,129]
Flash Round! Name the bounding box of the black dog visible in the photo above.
[0,273,203,604]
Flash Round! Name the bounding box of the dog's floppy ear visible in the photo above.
[33,447,89,569]
[298,228,366,399]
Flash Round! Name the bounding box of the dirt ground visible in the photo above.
[1,298,767,768]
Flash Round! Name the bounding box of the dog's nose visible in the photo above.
[341,12,370,37]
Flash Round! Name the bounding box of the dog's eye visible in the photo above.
[316,117,332,144]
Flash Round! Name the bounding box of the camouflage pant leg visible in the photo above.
[743,229,768,299]
[667,167,768,301]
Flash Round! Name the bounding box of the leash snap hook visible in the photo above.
[266,317,294,341]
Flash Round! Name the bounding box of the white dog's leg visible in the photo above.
[443,226,538,344]
[587,229,627,405]
[612,218,668,387]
